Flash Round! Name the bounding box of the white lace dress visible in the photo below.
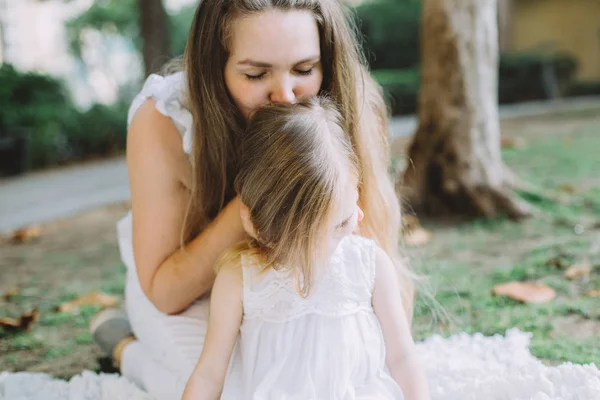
[221,235,404,400]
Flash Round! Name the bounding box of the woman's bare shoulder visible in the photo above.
[128,98,191,187]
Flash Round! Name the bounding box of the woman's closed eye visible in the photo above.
[295,68,313,76]
[245,72,266,81]
[245,68,313,81]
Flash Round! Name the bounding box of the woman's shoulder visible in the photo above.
[127,72,194,155]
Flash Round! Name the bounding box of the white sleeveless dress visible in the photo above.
[221,235,404,400]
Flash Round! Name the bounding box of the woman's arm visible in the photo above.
[128,99,246,314]
[372,246,430,400]
[182,263,243,400]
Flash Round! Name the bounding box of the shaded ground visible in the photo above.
[0,203,128,378]
[1,111,599,378]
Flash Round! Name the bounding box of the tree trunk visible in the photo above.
[401,0,531,220]
[497,0,513,52]
[137,0,171,76]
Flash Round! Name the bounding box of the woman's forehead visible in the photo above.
[228,9,321,65]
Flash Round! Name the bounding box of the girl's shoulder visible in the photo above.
[338,234,378,265]
[336,235,378,292]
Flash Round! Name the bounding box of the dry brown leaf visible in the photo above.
[56,291,118,313]
[401,215,432,246]
[492,281,556,303]
[10,225,42,243]
[501,136,527,149]
[545,255,570,270]
[586,289,600,297]
[401,215,421,231]
[3,288,20,302]
[557,184,580,194]
[563,263,593,280]
[0,308,39,333]
[403,227,432,246]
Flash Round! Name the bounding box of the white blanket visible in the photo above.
[1,329,599,400]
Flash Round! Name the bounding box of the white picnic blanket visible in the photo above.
[1,329,599,400]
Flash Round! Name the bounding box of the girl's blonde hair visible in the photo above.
[178,0,415,314]
[222,97,358,296]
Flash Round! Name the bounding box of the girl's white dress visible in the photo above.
[221,235,404,400]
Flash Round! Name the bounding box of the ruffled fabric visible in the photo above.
[221,235,404,400]
[127,72,194,154]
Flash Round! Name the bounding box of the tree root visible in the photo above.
[502,165,567,205]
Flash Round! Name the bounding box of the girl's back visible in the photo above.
[222,235,404,399]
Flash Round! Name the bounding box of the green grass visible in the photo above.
[10,333,45,351]
[411,124,600,366]
[44,344,76,360]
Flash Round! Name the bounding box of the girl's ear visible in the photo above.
[240,202,259,239]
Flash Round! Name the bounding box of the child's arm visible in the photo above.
[182,264,243,400]
[372,247,430,400]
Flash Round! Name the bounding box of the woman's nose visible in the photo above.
[269,76,296,104]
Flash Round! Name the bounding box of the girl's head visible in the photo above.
[236,97,362,295]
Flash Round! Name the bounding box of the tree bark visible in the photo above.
[401,0,531,220]
[137,0,171,76]
[497,0,513,52]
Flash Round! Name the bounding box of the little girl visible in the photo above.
[182,98,430,400]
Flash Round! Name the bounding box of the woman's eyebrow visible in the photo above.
[237,56,320,68]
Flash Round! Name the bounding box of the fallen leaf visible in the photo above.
[10,225,42,243]
[403,227,432,246]
[401,215,432,246]
[563,263,593,280]
[545,254,571,269]
[586,289,600,297]
[492,281,556,303]
[401,215,421,231]
[557,184,580,194]
[0,309,39,333]
[56,291,118,313]
[501,136,527,149]
[3,288,20,302]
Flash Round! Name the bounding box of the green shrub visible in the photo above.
[354,0,421,70]
[0,64,127,171]
[0,64,73,168]
[564,80,600,97]
[64,103,128,159]
[170,4,196,56]
[498,52,578,103]
[372,52,580,116]
[372,69,420,116]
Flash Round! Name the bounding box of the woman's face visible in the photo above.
[224,9,324,120]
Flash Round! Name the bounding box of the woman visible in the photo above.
[91,1,414,398]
